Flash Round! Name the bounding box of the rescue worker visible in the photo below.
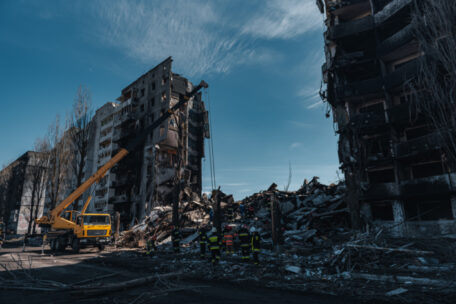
[250,227,261,265]
[171,227,181,253]
[223,225,234,254]
[227,204,234,222]
[239,203,245,218]
[208,227,221,265]
[198,226,208,258]
[146,234,157,256]
[239,225,250,262]
[247,205,255,218]
[0,219,4,249]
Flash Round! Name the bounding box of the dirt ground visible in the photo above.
[0,243,361,304]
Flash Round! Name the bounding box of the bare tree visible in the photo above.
[68,86,93,210]
[409,0,456,169]
[27,139,50,235]
[45,116,73,211]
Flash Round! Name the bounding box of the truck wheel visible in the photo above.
[98,244,105,251]
[55,238,65,252]
[50,239,56,251]
[72,238,80,253]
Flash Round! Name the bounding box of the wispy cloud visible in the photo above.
[241,0,322,39]
[297,87,323,109]
[84,0,321,76]
[289,142,302,150]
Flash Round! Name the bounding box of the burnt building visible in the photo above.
[317,0,456,237]
[84,57,209,228]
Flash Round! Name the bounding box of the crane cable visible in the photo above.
[205,86,216,190]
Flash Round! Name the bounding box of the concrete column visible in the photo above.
[450,196,456,220]
[392,200,406,237]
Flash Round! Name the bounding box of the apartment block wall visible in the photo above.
[319,0,456,237]
[0,152,46,235]
[83,57,209,228]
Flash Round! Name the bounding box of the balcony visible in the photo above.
[327,0,368,12]
[362,173,456,201]
[377,23,414,58]
[374,0,412,24]
[349,111,386,131]
[400,173,456,199]
[362,182,400,201]
[394,132,441,159]
[328,15,374,40]
[336,75,383,99]
[387,102,417,125]
[384,58,418,90]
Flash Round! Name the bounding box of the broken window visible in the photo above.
[149,97,155,107]
[140,104,145,112]
[141,88,145,97]
[404,199,453,221]
[161,91,166,102]
[358,102,384,114]
[371,201,394,221]
[405,125,431,140]
[412,161,443,179]
[152,82,156,91]
[368,167,395,183]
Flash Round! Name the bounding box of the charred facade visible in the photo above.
[318,0,456,237]
[84,57,209,228]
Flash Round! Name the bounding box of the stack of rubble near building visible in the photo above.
[117,177,456,302]
[118,177,350,251]
[317,0,456,237]
[83,57,210,229]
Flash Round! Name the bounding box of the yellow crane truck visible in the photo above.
[36,80,208,253]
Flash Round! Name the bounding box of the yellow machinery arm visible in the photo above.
[37,149,129,225]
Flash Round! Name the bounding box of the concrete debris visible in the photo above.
[114,176,456,302]
[285,265,301,274]
[385,287,408,296]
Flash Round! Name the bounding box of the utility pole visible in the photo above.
[212,187,222,234]
[270,193,281,252]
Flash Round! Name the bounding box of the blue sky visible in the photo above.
[0,0,340,199]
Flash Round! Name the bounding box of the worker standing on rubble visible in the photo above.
[247,205,255,218]
[250,227,261,265]
[223,225,234,254]
[146,234,157,256]
[0,218,4,249]
[239,225,251,262]
[239,203,245,218]
[171,227,181,253]
[208,227,221,266]
[198,226,208,258]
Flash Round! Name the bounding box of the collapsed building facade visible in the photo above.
[84,57,209,228]
[318,0,456,237]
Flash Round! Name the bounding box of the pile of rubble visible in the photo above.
[118,177,349,250]
[238,177,350,252]
[115,177,456,302]
[117,187,212,247]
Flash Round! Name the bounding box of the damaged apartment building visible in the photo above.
[318,0,456,237]
[84,57,209,228]
[0,152,47,235]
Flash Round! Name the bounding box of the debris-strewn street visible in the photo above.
[1,243,355,304]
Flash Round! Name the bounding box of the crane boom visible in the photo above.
[37,80,208,225]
